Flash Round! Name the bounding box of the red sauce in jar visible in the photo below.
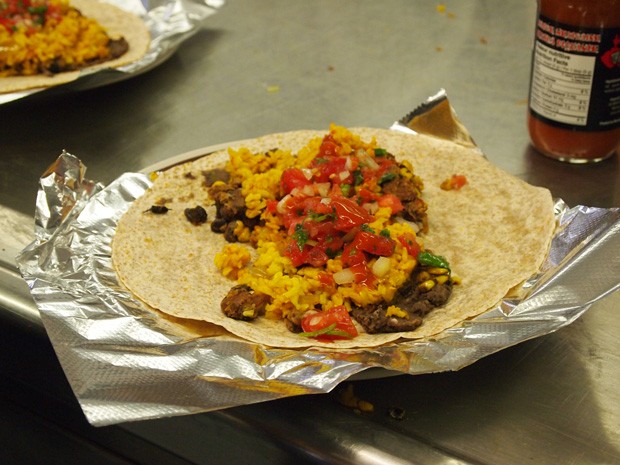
[527,0,620,163]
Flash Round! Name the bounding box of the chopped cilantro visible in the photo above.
[352,169,364,186]
[374,148,388,157]
[309,212,334,222]
[380,229,391,238]
[325,248,338,259]
[360,224,375,233]
[292,223,309,250]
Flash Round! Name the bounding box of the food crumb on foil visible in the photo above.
[334,384,375,414]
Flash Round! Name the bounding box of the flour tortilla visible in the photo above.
[0,0,150,94]
[112,129,556,349]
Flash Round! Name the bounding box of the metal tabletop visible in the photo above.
[1,1,619,464]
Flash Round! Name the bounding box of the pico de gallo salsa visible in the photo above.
[0,0,64,34]
[266,133,421,287]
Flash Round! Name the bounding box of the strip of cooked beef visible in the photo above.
[107,38,129,59]
[380,168,428,232]
[202,168,230,187]
[207,179,263,242]
[350,269,452,333]
[284,312,304,333]
[221,284,272,321]
[208,183,246,221]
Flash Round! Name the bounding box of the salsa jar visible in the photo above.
[527,0,620,163]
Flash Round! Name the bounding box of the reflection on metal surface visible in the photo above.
[0,207,40,324]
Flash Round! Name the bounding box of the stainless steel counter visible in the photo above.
[1,1,619,464]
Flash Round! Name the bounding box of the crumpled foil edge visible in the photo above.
[15,103,620,427]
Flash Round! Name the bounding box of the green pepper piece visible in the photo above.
[299,323,337,338]
[378,172,397,185]
[352,169,364,186]
[324,328,354,338]
[418,251,451,270]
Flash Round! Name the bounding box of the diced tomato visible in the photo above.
[285,239,331,268]
[349,263,376,286]
[281,168,312,194]
[377,194,404,214]
[304,218,331,238]
[311,156,347,183]
[265,199,278,213]
[354,231,395,256]
[304,245,330,267]
[398,233,421,258]
[285,241,308,267]
[318,134,339,158]
[440,174,468,191]
[355,187,378,203]
[341,240,368,267]
[318,272,335,288]
[331,197,374,232]
[301,196,333,216]
[301,305,358,341]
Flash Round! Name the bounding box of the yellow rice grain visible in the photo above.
[214,244,251,280]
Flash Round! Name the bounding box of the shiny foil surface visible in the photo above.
[0,0,224,104]
[16,97,620,426]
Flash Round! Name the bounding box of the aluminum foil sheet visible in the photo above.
[0,0,224,105]
[16,95,620,427]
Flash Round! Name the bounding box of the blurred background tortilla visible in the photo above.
[0,0,150,94]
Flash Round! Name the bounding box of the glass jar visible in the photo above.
[527,0,620,163]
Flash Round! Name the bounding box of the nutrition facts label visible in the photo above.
[529,41,595,126]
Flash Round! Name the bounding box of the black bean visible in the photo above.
[145,205,169,214]
[184,206,208,225]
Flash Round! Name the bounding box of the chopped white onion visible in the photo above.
[345,156,354,171]
[290,187,300,197]
[301,168,313,180]
[362,202,379,214]
[307,314,323,327]
[320,197,332,205]
[302,184,315,197]
[333,268,355,284]
[316,183,330,197]
[339,171,350,181]
[277,194,291,214]
[372,256,391,277]
[357,149,379,170]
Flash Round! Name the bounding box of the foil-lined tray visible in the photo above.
[16,92,620,426]
[0,0,224,105]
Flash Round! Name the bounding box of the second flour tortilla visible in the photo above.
[112,128,556,349]
[0,0,150,94]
